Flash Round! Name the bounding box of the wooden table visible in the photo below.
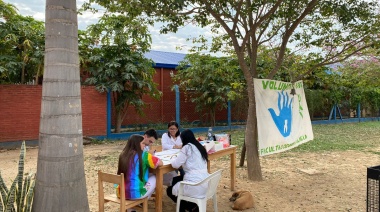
[151,145,237,212]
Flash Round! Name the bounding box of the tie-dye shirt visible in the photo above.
[123,151,160,199]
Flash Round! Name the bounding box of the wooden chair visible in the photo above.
[98,170,148,212]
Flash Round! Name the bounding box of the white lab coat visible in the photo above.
[162,132,182,150]
[170,143,209,198]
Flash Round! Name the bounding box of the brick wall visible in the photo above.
[115,67,229,126]
[0,85,106,142]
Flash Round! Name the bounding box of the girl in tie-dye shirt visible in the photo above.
[117,134,163,199]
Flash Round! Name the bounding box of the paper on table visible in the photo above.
[155,149,181,165]
[154,148,180,156]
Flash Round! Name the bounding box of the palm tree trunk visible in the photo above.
[32,0,89,211]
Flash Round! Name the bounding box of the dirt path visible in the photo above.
[1,142,379,212]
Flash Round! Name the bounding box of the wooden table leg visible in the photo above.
[155,169,163,212]
[231,149,236,190]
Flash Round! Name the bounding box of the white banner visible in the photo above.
[254,79,314,156]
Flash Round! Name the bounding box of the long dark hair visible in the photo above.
[117,134,144,181]
[167,121,180,138]
[180,129,208,162]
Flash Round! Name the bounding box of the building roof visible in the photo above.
[326,62,343,70]
[144,50,187,69]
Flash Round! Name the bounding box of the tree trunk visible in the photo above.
[239,142,246,167]
[115,109,123,133]
[211,107,216,127]
[245,81,263,181]
[35,63,41,85]
[32,0,89,211]
[21,62,25,84]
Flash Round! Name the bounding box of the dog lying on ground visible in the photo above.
[229,190,254,210]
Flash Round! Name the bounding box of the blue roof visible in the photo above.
[144,50,187,69]
[326,62,343,70]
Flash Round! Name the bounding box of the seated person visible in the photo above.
[117,134,163,201]
[142,128,158,154]
[161,121,185,176]
[166,129,209,212]
[161,121,182,150]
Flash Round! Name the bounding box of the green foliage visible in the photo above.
[0,0,17,20]
[338,54,380,112]
[81,14,161,132]
[0,141,35,212]
[174,53,245,126]
[0,2,45,84]
[304,89,328,119]
[77,0,380,180]
[302,51,380,117]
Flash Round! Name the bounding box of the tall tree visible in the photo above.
[86,0,380,180]
[174,53,245,126]
[0,3,44,84]
[339,52,380,114]
[32,0,89,211]
[82,14,161,133]
[0,0,17,21]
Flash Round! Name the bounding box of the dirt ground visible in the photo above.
[1,142,379,212]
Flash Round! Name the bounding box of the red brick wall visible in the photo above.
[117,67,178,125]
[0,85,106,142]
[117,68,228,126]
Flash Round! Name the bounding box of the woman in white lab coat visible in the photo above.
[166,129,209,212]
[161,121,182,150]
[161,121,185,177]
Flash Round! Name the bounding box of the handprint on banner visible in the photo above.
[268,91,293,137]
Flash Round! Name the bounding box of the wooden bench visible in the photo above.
[98,170,148,212]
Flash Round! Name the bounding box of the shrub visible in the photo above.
[0,141,35,212]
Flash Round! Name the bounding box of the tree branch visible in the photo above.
[268,0,318,79]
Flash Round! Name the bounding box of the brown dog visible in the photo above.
[229,190,254,210]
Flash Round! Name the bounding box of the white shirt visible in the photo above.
[170,143,209,198]
[161,132,182,150]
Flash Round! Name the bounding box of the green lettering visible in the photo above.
[269,81,275,90]
[262,80,269,89]
[298,94,303,118]
[295,82,303,88]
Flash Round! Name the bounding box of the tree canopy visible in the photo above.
[81,13,161,133]
[0,1,44,84]
[174,53,245,126]
[84,0,380,180]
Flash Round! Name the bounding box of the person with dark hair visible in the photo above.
[117,134,163,202]
[166,129,209,212]
[161,121,182,150]
[162,121,185,177]
[142,128,158,154]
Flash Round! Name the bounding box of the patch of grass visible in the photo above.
[368,151,380,156]
[200,122,380,154]
[98,122,380,155]
[290,122,380,152]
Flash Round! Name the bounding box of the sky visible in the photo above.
[6,0,214,54]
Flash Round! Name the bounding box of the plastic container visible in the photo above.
[215,134,230,148]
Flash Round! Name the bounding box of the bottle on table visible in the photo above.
[207,127,214,141]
